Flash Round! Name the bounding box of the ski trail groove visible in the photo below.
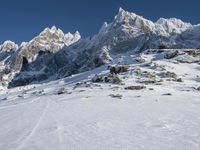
[49,97,65,150]
[16,99,50,150]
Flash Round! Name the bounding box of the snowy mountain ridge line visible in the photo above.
[114,7,193,35]
[102,7,194,37]
[0,26,81,52]
[1,7,200,52]
[17,26,81,63]
[0,41,18,52]
[0,26,81,88]
[1,8,200,150]
[1,8,200,88]
[82,7,200,53]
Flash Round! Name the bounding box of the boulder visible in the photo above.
[164,50,179,59]
[125,85,146,90]
[109,94,123,99]
[57,87,68,95]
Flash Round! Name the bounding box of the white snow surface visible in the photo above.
[0,51,200,150]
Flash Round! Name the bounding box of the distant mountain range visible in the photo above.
[1,8,200,88]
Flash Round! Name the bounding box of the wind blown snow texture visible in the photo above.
[0,50,200,150]
[0,8,200,150]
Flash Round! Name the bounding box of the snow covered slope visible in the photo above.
[0,26,81,88]
[1,8,200,150]
[46,8,200,87]
[0,49,200,150]
[1,8,200,88]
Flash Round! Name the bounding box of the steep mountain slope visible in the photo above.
[1,8,200,88]
[46,8,199,82]
[19,26,81,62]
[0,27,81,88]
[1,8,200,149]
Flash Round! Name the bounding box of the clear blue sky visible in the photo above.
[0,0,199,44]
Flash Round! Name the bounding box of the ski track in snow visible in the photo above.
[16,99,50,150]
[0,52,200,150]
[1,8,200,150]
[49,97,66,150]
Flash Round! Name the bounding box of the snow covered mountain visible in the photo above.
[88,8,194,51]
[1,8,200,88]
[46,8,200,81]
[0,41,18,52]
[20,26,81,60]
[1,8,200,150]
[0,26,81,88]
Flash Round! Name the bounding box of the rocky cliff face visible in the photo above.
[47,8,199,81]
[1,8,200,88]
[0,26,81,88]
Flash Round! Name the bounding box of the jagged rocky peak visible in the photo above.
[39,26,65,40]
[91,8,157,52]
[114,8,155,29]
[0,40,18,52]
[87,8,200,55]
[20,26,81,56]
[114,7,137,23]
[37,26,81,47]
[115,7,147,23]
[20,42,27,47]
[64,31,81,46]
[156,18,192,34]
[112,8,193,36]
[39,26,81,46]
[1,8,200,88]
